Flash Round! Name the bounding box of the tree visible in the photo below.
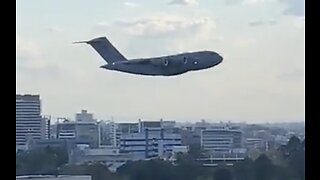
[175,161,204,180]
[16,147,68,175]
[60,164,121,180]
[213,168,233,180]
[188,143,202,158]
[286,136,301,155]
[175,153,196,165]
[196,176,213,180]
[254,154,275,180]
[280,135,305,179]
[117,159,177,180]
[288,150,305,180]
[272,165,293,180]
[233,157,254,180]
[87,164,120,180]
[301,139,305,150]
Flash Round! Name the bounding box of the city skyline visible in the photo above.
[16,0,305,123]
[16,97,304,124]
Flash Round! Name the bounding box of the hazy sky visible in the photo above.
[16,0,305,123]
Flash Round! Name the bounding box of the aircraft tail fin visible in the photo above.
[74,37,127,63]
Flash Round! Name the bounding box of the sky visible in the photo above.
[16,0,305,123]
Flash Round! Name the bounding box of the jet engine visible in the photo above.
[183,57,188,64]
[162,58,169,66]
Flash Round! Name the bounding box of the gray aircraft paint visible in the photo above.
[74,37,223,76]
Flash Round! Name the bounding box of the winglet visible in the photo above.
[72,40,88,44]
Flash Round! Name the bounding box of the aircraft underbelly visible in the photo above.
[118,64,187,76]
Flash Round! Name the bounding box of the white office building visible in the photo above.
[16,94,45,146]
[101,119,179,151]
[201,128,243,153]
[120,129,182,158]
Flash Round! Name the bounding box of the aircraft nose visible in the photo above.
[218,55,223,63]
[216,54,223,64]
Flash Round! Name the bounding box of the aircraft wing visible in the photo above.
[122,59,153,65]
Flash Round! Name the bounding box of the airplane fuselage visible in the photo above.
[101,51,223,76]
[74,37,223,76]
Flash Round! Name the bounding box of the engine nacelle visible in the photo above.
[162,58,169,66]
[183,57,188,64]
[158,57,188,67]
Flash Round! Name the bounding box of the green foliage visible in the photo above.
[188,143,202,158]
[279,135,305,179]
[16,146,68,175]
[301,139,305,149]
[174,153,212,180]
[253,154,276,180]
[61,164,121,180]
[117,159,177,180]
[286,136,301,153]
[233,157,255,180]
[175,152,197,165]
[272,165,294,180]
[16,137,305,180]
[196,176,213,180]
[213,168,234,180]
[288,150,305,180]
[175,162,204,180]
[118,158,213,180]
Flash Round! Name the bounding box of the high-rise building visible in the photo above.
[16,94,45,146]
[100,121,117,146]
[75,110,94,122]
[43,115,51,139]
